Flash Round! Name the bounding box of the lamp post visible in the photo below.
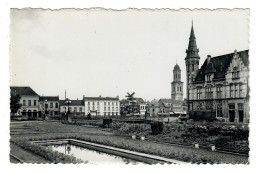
[65,98,71,121]
[43,99,48,120]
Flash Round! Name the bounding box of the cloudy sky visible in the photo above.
[10,9,249,101]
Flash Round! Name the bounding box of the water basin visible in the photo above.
[50,144,143,164]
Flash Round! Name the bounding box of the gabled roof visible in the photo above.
[10,86,39,96]
[84,97,119,101]
[59,100,84,106]
[39,96,59,102]
[194,50,249,82]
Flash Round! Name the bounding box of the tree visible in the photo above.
[10,93,22,116]
[125,92,140,115]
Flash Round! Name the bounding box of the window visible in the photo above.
[79,107,82,112]
[34,100,37,106]
[197,88,202,99]
[217,86,222,99]
[180,86,182,92]
[197,102,203,110]
[104,102,106,106]
[205,101,213,110]
[108,102,110,106]
[217,104,223,117]
[239,84,243,97]
[235,84,239,98]
[112,102,114,106]
[230,84,234,98]
[104,107,106,111]
[206,87,213,99]
[232,67,240,79]
[192,64,194,71]
[206,75,211,82]
[112,107,114,111]
[108,107,110,111]
[116,102,118,106]
[104,112,106,116]
[23,100,26,106]
[74,107,77,112]
[28,100,31,106]
[50,103,53,108]
[55,103,58,108]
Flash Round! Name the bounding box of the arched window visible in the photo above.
[55,103,58,108]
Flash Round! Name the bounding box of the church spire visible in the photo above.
[185,21,200,60]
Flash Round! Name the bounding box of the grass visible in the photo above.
[10,121,249,164]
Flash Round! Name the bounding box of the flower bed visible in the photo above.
[21,133,248,164]
[109,121,249,154]
[10,139,84,163]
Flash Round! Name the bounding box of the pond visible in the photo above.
[50,144,143,164]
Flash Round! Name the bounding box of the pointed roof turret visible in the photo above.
[185,22,200,60]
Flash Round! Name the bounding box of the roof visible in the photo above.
[173,64,181,71]
[84,97,119,101]
[39,96,59,102]
[194,50,249,82]
[159,99,183,108]
[59,100,84,106]
[135,98,146,104]
[185,24,200,60]
[10,86,39,96]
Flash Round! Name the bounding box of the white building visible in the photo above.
[84,96,120,116]
[10,86,39,118]
[59,99,85,116]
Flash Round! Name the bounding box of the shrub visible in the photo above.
[151,121,164,134]
[103,119,112,127]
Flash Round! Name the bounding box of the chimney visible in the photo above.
[207,55,211,64]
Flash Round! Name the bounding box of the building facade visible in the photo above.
[10,86,40,118]
[39,96,59,116]
[185,24,249,123]
[171,64,184,100]
[84,96,120,116]
[59,99,85,116]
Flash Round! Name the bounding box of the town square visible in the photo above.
[8,8,249,164]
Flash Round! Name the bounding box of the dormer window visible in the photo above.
[206,75,211,82]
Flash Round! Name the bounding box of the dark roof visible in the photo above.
[10,86,39,96]
[59,100,84,106]
[39,96,59,102]
[173,64,181,71]
[194,50,249,82]
[84,97,119,101]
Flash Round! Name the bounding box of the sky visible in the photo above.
[9,8,249,101]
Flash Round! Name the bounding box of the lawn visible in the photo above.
[10,121,249,164]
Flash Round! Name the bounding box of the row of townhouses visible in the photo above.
[10,86,121,118]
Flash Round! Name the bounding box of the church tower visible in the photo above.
[171,63,184,100]
[185,22,200,102]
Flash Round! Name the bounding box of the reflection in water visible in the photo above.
[50,144,142,164]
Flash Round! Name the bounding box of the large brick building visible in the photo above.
[185,23,249,123]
